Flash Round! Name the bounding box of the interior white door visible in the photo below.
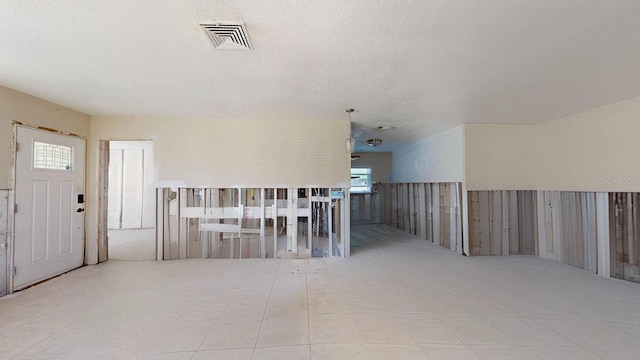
[13,126,85,290]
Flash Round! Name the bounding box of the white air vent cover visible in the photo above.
[198,21,253,50]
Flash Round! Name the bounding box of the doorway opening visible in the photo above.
[100,140,155,261]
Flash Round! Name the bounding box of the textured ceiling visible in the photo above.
[2,1,640,152]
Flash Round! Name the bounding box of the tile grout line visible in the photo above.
[250,259,281,358]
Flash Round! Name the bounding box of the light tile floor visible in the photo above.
[1,225,640,359]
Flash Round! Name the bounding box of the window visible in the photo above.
[350,168,372,193]
[33,141,73,171]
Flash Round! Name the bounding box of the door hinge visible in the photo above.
[14,204,17,213]
[13,266,17,277]
[15,142,19,152]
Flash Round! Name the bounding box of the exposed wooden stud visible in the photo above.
[408,184,415,235]
[328,190,333,256]
[500,191,509,255]
[97,140,109,263]
[308,188,312,251]
[343,189,351,258]
[402,184,410,232]
[274,188,278,258]
[383,183,391,225]
[432,184,440,248]
[452,183,460,253]
[508,191,519,255]
[178,188,187,259]
[477,191,490,256]
[418,183,427,240]
[425,183,433,242]
[390,183,398,229]
[596,192,610,277]
[490,191,501,255]
[261,188,266,258]
[364,194,371,223]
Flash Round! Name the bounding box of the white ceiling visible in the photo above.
[2,1,640,152]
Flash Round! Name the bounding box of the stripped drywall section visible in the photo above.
[609,192,640,283]
[373,182,463,254]
[467,191,536,256]
[157,187,350,259]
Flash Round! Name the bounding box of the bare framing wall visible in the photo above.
[376,182,463,254]
[88,116,351,264]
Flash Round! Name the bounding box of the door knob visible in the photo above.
[76,208,85,213]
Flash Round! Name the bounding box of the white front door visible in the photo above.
[13,126,86,290]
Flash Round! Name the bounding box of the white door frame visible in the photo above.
[98,139,158,262]
[8,124,87,293]
[0,191,8,297]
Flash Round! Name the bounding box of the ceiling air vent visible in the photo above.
[198,21,253,50]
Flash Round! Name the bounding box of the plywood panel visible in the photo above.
[383,183,391,225]
[408,184,415,235]
[508,191,519,255]
[402,184,410,232]
[451,183,460,252]
[439,184,450,249]
[516,190,535,256]
[432,184,440,247]
[425,183,433,242]
[609,192,640,283]
[477,191,491,256]
[489,191,502,255]
[418,184,427,240]
[467,190,537,257]
[390,183,398,229]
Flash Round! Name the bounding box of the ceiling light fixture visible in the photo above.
[367,138,382,147]
[346,108,355,153]
[377,125,395,131]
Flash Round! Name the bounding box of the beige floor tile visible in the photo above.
[142,327,213,356]
[140,352,196,360]
[199,321,262,350]
[468,344,541,360]
[310,344,370,360]
[192,348,254,360]
[524,345,601,360]
[251,345,311,360]
[1,225,639,359]
[407,327,462,345]
[309,313,362,344]
[352,312,415,345]
[419,344,481,360]
[364,344,427,360]
[256,314,310,348]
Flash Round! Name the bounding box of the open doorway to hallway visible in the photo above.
[102,140,155,261]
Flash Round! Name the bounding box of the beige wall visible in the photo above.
[465,96,640,192]
[465,124,537,190]
[351,152,392,183]
[392,125,465,183]
[536,97,640,192]
[0,86,90,189]
[89,116,350,188]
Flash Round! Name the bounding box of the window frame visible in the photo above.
[350,167,372,194]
